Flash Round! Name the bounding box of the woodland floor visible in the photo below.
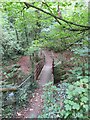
[16,49,73,118]
[17,56,31,75]
[1,49,73,118]
[16,50,53,118]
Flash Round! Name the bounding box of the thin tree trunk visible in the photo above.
[22,10,28,45]
[15,29,19,41]
[24,26,28,45]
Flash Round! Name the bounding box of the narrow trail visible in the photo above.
[18,50,53,118]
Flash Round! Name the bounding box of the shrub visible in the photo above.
[38,78,88,119]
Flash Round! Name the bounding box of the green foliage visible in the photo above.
[1,1,89,119]
[63,79,88,119]
[39,78,88,119]
[39,0,87,52]
[2,105,13,118]
[38,82,61,118]
[2,64,24,84]
[39,44,89,119]
[17,80,38,107]
[66,46,88,83]
[1,2,42,59]
[1,1,88,57]
[25,40,41,55]
[2,79,38,118]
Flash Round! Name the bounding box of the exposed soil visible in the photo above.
[1,56,31,85]
[15,50,74,118]
[17,56,31,75]
[1,49,73,118]
[62,50,73,61]
[1,49,74,118]
[16,50,53,118]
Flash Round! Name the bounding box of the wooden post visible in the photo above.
[52,59,54,75]
[52,59,55,85]
[31,53,34,80]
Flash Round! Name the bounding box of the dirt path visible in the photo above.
[17,56,31,75]
[17,50,53,118]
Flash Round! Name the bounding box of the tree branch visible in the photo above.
[42,2,62,25]
[24,2,90,29]
[42,2,53,13]
[62,33,88,51]
[66,28,89,31]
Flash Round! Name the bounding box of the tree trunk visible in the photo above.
[15,29,19,41]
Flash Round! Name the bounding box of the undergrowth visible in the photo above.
[38,78,88,119]
[39,46,89,119]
